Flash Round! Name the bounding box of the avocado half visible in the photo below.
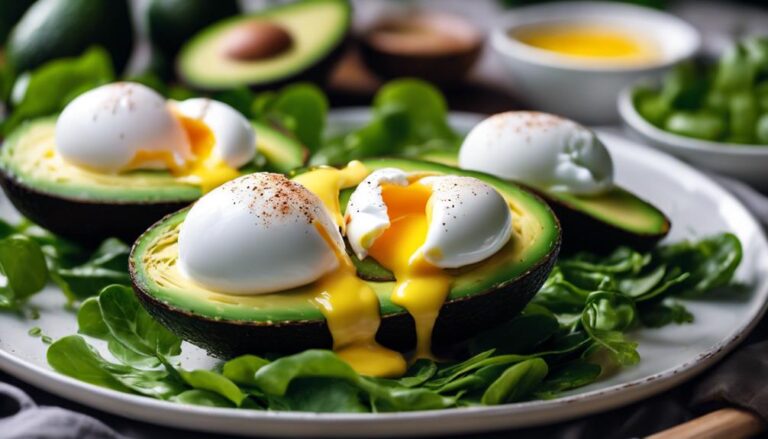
[130,158,561,358]
[0,117,306,243]
[178,0,351,91]
[419,150,670,253]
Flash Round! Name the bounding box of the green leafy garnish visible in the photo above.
[3,48,114,135]
[253,83,329,152]
[311,79,460,165]
[46,232,744,412]
[0,235,48,308]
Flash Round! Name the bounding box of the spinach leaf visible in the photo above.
[311,79,459,166]
[172,390,236,408]
[54,238,130,299]
[98,285,181,357]
[77,297,110,339]
[47,335,133,393]
[581,292,639,366]
[253,350,358,396]
[427,354,529,390]
[373,78,457,144]
[107,336,161,369]
[253,350,454,411]
[561,247,649,275]
[481,358,548,405]
[470,305,559,355]
[48,335,185,399]
[283,378,367,413]
[222,355,269,387]
[179,369,246,406]
[397,359,438,388]
[656,233,742,296]
[0,235,49,308]
[3,48,114,135]
[361,378,456,412]
[265,83,327,151]
[534,361,602,399]
[638,299,694,328]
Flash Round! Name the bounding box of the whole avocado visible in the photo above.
[148,0,239,57]
[6,0,134,73]
[0,0,35,43]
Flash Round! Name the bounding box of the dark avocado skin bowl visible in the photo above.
[0,170,190,245]
[130,226,560,358]
[129,158,562,359]
[526,186,671,254]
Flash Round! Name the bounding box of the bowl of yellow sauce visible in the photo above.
[491,2,700,123]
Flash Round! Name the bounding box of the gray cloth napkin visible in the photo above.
[0,382,124,439]
[1,180,767,439]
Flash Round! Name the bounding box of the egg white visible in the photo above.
[178,173,344,295]
[345,169,513,269]
[56,82,191,173]
[458,111,614,195]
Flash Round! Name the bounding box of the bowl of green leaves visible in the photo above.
[619,36,768,189]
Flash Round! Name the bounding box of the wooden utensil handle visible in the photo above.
[648,408,765,439]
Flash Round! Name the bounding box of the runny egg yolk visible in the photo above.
[126,115,240,193]
[297,163,407,377]
[367,182,452,360]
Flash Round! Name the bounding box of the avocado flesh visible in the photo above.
[253,121,307,174]
[0,117,305,242]
[178,0,351,90]
[130,158,561,357]
[538,187,669,253]
[417,151,669,252]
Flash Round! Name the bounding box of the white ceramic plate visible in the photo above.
[0,110,766,437]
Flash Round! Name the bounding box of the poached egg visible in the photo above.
[178,163,407,377]
[345,169,513,359]
[458,111,614,195]
[55,82,256,193]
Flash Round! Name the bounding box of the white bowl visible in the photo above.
[491,2,700,124]
[618,84,768,190]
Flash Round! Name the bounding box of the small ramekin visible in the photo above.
[491,2,700,124]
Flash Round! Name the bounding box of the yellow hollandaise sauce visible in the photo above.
[367,182,452,360]
[294,163,408,377]
[125,115,240,194]
[512,23,660,64]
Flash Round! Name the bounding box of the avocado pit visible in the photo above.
[221,20,293,61]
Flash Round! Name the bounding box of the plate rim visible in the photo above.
[0,109,766,437]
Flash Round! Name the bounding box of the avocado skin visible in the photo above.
[131,235,560,358]
[0,170,189,245]
[148,0,239,58]
[527,186,671,254]
[6,0,134,73]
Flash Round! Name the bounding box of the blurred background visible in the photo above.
[1,0,767,186]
